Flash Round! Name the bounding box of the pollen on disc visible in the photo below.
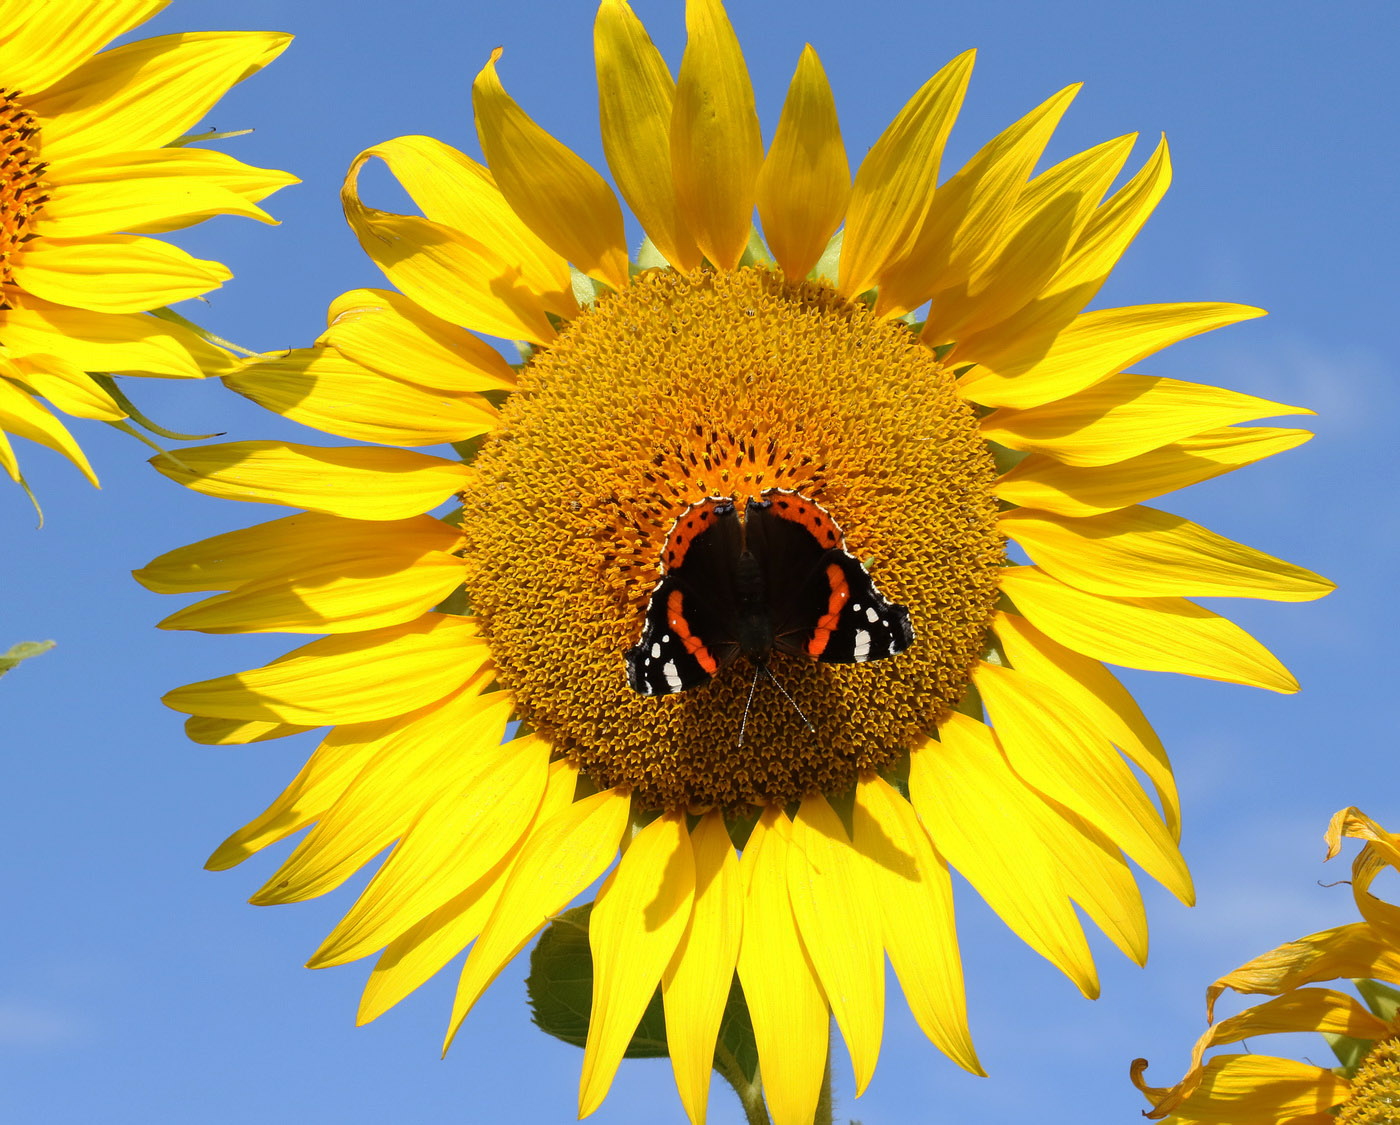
[459,267,1004,811]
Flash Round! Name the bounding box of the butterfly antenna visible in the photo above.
[737,661,763,748]
[761,663,815,733]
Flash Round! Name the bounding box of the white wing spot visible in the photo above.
[663,660,682,691]
[853,629,872,661]
[865,605,879,623]
[651,642,661,659]
[852,602,862,612]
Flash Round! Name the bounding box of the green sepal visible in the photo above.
[1,640,55,679]
[1324,1030,1375,1077]
[953,681,986,721]
[93,375,223,441]
[571,266,608,309]
[149,306,257,358]
[808,229,843,285]
[1356,978,1400,1023]
[931,342,957,363]
[636,236,669,272]
[168,127,255,148]
[451,435,487,464]
[737,226,773,270]
[433,585,471,616]
[986,439,1028,475]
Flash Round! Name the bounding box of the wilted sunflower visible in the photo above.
[141,1,1330,1121]
[1133,808,1400,1125]
[0,0,294,496]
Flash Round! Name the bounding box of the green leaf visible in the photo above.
[1324,1030,1374,1076]
[1356,978,1400,1023]
[1,640,55,679]
[526,903,669,1059]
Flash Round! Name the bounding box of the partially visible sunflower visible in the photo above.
[1132,808,1400,1125]
[0,0,294,498]
[140,1,1330,1121]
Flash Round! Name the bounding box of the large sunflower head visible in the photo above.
[142,1,1331,1121]
[0,0,295,502]
[1132,808,1400,1125]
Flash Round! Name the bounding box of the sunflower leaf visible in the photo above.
[1,640,55,679]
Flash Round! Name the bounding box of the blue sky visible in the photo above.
[3,1,1397,1122]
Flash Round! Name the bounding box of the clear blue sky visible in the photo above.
[3,1,1396,1122]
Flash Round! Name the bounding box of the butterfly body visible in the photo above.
[625,489,914,696]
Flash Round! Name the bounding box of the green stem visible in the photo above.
[815,1047,834,1125]
[714,1043,772,1125]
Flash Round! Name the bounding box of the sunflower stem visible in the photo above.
[815,1049,834,1125]
[714,1043,771,1125]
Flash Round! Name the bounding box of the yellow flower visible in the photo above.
[0,0,294,493]
[1132,808,1400,1125]
[141,1,1330,1121]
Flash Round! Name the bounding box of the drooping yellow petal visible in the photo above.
[348,137,575,318]
[0,0,165,96]
[341,152,555,344]
[0,377,98,484]
[670,0,763,271]
[973,661,1191,903]
[185,715,312,746]
[224,347,496,447]
[15,233,231,313]
[735,809,829,1125]
[960,303,1267,411]
[661,810,743,1125]
[0,424,18,481]
[981,370,1304,463]
[838,51,974,297]
[1002,505,1333,603]
[875,85,1079,319]
[156,549,465,635]
[755,46,849,282]
[26,31,292,162]
[580,814,695,1118]
[251,690,514,907]
[355,759,580,1026]
[1136,1054,1347,1123]
[787,794,884,1095]
[593,0,701,271]
[473,50,630,291]
[150,441,472,521]
[851,777,981,1075]
[163,614,488,725]
[999,566,1298,692]
[321,287,517,395]
[0,297,235,378]
[910,714,1099,996]
[444,787,631,1052]
[994,427,1314,517]
[310,734,552,967]
[993,609,1179,840]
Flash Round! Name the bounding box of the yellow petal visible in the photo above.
[838,51,974,297]
[755,46,850,281]
[310,733,552,967]
[0,0,165,96]
[15,234,231,313]
[1140,1055,1346,1123]
[961,303,1267,411]
[50,147,298,209]
[0,424,18,482]
[877,84,1079,319]
[1002,505,1333,602]
[993,609,1179,840]
[593,0,701,271]
[786,794,883,1095]
[973,661,1191,903]
[349,137,575,318]
[579,814,695,1118]
[0,297,234,378]
[910,714,1098,996]
[356,759,580,1026]
[735,809,828,1125]
[670,0,764,271]
[341,152,555,344]
[852,777,980,1075]
[472,50,630,291]
[224,347,496,447]
[1000,566,1299,692]
[7,355,125,421]
[321,287,517,395]
[252,691,514,906]
[163,614,488,725]
[156,549,465,636]
[444,787,631,1052]
[150,441,472,520]
[26,31,292,162]
[0,377,98,484]
[185,715,312,746]
[994,427,1314,516]
[661,811,743,1125]
[135,512,461,594]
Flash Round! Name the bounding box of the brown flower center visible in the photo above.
[1339,1035,1400,1124]
[0,88,46,298]
[460,267,1003,811]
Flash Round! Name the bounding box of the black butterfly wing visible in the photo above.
[625,497,743,695]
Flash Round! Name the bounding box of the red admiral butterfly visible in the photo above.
[625,489,915,696]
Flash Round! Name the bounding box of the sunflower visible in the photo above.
[0,0,294,498]
[1132,808,1400,1125]
[140,1,1330,1121]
